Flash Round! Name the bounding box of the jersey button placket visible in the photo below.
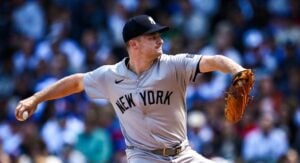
[135,78,139,94]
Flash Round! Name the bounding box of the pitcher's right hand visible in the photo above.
[15,96,38,121]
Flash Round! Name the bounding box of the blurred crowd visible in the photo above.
[0,0,300,163]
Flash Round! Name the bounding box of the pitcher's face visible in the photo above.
[137,33,164,58]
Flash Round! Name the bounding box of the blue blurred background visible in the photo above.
[0,0,300,162]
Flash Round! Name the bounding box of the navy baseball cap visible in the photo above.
[122,15,169,42]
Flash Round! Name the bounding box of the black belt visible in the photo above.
[127,145,183,157]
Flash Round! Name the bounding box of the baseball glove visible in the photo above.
[225,69,254,123]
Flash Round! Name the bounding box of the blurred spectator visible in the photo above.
[275,41,300,96]
[242,113,289,162]
[172,0,209,40]
[107,2,127,46]
[17,122,59,163]
[60,144,86,163]
[41,113,84,154]
[1,123,22,157]
[216,121,241,162]
[258,75,283,116]
[75,108,112,163]
[237,111,257,139]
[187,110,214,156]
[12,36,39,75]
[243,29,278,75]
[35,10,85,73]
[200,21,242,64]
[80,28,114,71]
[197,21,242,101]
[12,0,46,40]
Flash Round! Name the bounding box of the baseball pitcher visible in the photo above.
[15,15,254,162]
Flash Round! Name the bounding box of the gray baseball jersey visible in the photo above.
[83,53,202,151]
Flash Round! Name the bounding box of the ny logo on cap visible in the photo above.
[148,17,156,24]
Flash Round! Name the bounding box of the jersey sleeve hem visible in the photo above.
[192,55,203,82]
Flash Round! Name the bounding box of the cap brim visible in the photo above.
[145,25,169,35]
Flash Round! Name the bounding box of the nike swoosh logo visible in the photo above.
[115,79,124,84]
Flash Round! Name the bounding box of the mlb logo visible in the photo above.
[148,17,156,24]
